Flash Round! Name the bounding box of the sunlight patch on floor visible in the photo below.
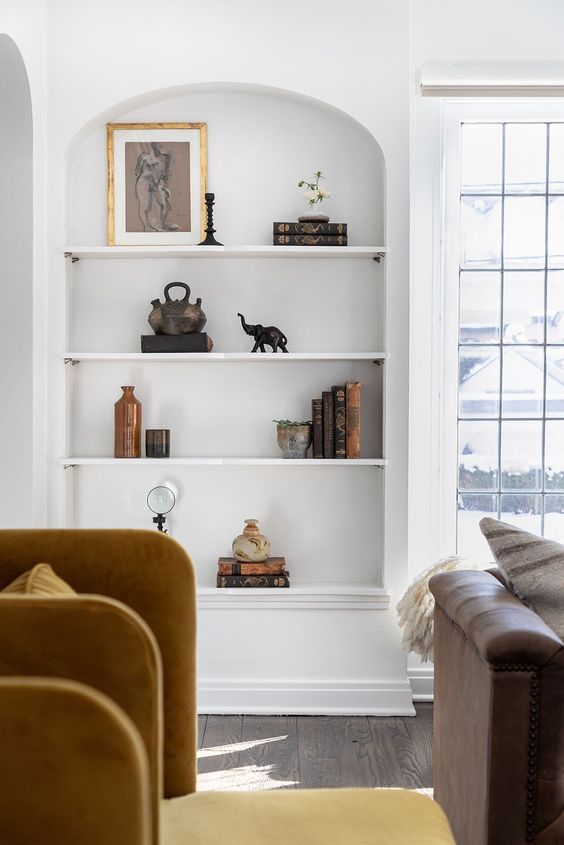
[197,735,289,759]
[197,764,299,791]
[411,787,433,798]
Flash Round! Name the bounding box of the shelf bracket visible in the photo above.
[64,252,80,263]
[63,463,76,470]
[372,359,382,366]
[64,358,80,366]
[372,252,385,263]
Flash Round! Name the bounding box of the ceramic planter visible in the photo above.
[276,424,313,459]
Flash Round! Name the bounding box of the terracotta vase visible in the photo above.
[232,519,271,562]
[114,386,142,458]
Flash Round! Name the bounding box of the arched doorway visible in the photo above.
[0,34,33,526]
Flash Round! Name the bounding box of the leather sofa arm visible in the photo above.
[0,677,151,845]
[430,569,564,666]
[431,569,564,845]
[0,595,161,844]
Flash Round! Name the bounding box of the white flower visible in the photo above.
[317,186,331,198]
[303,190,318,202]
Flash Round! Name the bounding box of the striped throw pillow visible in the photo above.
[480,517,564,641]
[2,563,76,596]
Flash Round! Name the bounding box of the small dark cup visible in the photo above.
[145,429,170,459]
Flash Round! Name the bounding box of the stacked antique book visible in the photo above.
[312,381,361,458]
[272,221,348,247]
[216,557,290,588]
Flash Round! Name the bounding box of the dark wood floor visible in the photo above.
[197,704,432,792]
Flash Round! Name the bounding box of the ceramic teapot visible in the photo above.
[148,282,207,335]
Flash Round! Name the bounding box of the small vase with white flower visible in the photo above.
[297,170,331,222]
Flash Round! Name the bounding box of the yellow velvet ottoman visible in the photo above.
[162,789,455,845]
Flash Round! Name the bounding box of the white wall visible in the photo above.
[0,2,47,526]
[0,35,33,527]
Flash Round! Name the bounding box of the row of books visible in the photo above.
[312,381,361,459]
[216,557,290,588]
[273,221,348,247]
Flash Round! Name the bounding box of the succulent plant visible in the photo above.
[273,419,312,426]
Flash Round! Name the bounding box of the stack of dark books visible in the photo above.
[312,382,361,459]
[216,557,290,588]
[273,221,348,247]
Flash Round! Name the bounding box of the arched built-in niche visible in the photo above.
[67,82,386,246]
[60,83,411,716]
[64,84,387,592]
[0,35,33,527]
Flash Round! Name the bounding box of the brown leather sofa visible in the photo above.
[0,529,456,845]
[430,569,564,845]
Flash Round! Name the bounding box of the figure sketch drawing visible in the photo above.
[135,143,180,232]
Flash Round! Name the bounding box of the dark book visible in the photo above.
[346,381,361,459]
[217,573,290,588]
[141,333,210,353]
[273,234,348,247]
[217,557,286,576]
[312,398,323,459]
[273,222,348,236]
[322,391,335,458]
[332,385,346,458]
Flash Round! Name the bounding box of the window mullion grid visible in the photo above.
[541,123,551,534]
[497,124,506,521]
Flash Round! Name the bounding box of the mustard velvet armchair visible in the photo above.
[0,529,455,845]
[0,677,151,845]
[0,528,196,797]
[0,593,163,844]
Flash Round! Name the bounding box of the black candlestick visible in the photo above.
[198,192,223,246]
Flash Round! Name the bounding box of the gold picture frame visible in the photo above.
[107,122,207,246]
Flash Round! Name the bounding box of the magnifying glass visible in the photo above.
[147,485,176,533]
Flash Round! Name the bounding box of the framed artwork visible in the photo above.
[107,122,207,246]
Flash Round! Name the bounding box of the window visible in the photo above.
[456,120,564,558]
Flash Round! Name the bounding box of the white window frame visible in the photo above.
[408,98,564,571]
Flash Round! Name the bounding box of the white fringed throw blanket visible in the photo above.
[396,556,479,662]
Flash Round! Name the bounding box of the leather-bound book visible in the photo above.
[332,385,346,458]
[273,234,348,247]
[217,573,290,588]
[345,381,361,459]
[273,222,348,236]
[217,557,286,576]
[312,398,323,458]
[322,391,335,458]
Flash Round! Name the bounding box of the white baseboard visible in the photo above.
[408,667,434,702]
[198,678,416,715]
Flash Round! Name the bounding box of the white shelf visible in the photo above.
[59,457,387,467]
[63,352,389,363]
[198,583,391,611]
[64,245,387,260]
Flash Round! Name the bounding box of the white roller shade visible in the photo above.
[420,63,564,97]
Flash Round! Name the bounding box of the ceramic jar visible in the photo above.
[114,386,142,458]
[145,429,170,458]
[232,519,271,562]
